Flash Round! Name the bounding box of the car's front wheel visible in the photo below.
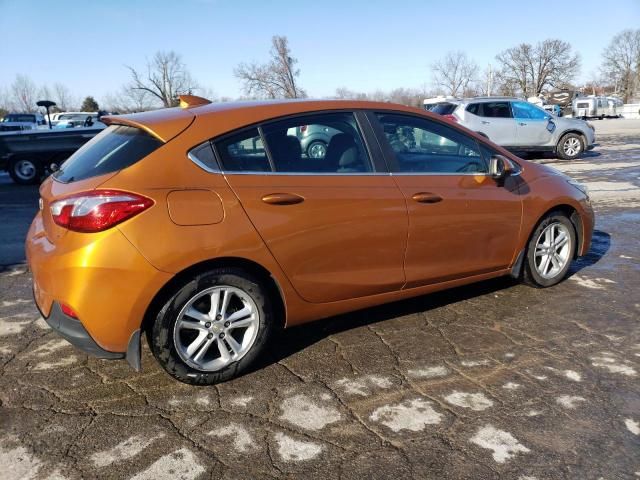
[149,267,274,385]
[523,212,576,287]
[557,133,584,160]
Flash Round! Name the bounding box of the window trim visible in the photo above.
[189,109,389,176]
[366,110,490,176]
[188,141,220,173]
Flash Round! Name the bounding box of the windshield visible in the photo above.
[1,114,36,123]
[54,125,162,183]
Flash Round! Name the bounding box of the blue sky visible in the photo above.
[1,0,639,103]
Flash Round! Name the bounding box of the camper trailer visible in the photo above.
[572,96,618,119]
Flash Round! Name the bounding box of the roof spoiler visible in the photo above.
[179,95,211,108]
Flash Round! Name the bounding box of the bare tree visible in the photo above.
[10,74,38,112]
[53,83,76,111]
[103,86,157,113]
[235,36,305,99]
[431,51,477,97]
[127,51,198,107]
[334,87,368,100]
[496,39,580,97]
[601,29,640,103]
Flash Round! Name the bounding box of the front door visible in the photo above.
[511,101,554,147]
[370,112,523,288]
[216,112,408,303]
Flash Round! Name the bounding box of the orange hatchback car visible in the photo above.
[26,96,594,385]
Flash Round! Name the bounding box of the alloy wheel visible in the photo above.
[308,142,327,159]
[563,137,582,157]
[173,286,259,372]
[534,222,571,279]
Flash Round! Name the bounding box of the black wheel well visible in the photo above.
[141,257,286,334]
[534,204,583,258]
[557,129,586,146]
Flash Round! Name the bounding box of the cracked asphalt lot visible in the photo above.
[1,120,639,479]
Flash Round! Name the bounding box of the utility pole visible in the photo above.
[487,64,493,97]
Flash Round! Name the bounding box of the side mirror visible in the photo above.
[489,154,515,180]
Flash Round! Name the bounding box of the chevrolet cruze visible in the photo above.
[26,96,594,385]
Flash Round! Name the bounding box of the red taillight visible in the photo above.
[50,190,153,233]
[443,114,458,123]
[60,303,78,319]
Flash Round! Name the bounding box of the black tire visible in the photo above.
[148,267,275,385]
[523,212,576,288]
[556,133,584,160]
[8,157,42,185]
[306,140,327,159]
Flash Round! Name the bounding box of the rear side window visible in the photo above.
[466,103,480,115]
[54,125,162,183]
[476,102,512,118]
[215,128,270,172]
[429,103,458,115]
[262,112,372,173]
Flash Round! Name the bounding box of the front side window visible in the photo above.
[262,112,372,173]
[511,101,548,120]
[376,113,485,174]
[216,128,270,172]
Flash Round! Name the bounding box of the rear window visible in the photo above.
[429,103,458,115]
[54,125,162,183]
[1,114,36,123]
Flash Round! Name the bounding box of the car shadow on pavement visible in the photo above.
[254,276,518,372]
[253,229,611,372]
[568,229,611,275]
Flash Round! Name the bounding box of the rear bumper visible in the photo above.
[26,212,172,353]
[41,301,124,359]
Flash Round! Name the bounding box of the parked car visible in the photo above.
[435,97,595,160]
[50,112,102,128]
[286,124,342,158]
[26,97,594,385]
[0,112,48,132]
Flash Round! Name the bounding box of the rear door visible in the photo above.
[218,111,408,303]
[369,111,522,287]
[465,101,517,146]
[511,101,554,147]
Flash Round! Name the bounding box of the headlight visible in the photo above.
[567,179,589,197]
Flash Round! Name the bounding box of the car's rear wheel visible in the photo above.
[9,157,42,185]
[523,212,576,287]
[149,267,274,385]
[557,133,584,160]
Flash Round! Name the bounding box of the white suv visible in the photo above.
[430,97,596,160]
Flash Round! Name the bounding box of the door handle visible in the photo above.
[261,193,305,205]
[481,120,490,125]
[412,192,443,204]
[518,122,527,126]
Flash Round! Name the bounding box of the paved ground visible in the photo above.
[0,122,639,479]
